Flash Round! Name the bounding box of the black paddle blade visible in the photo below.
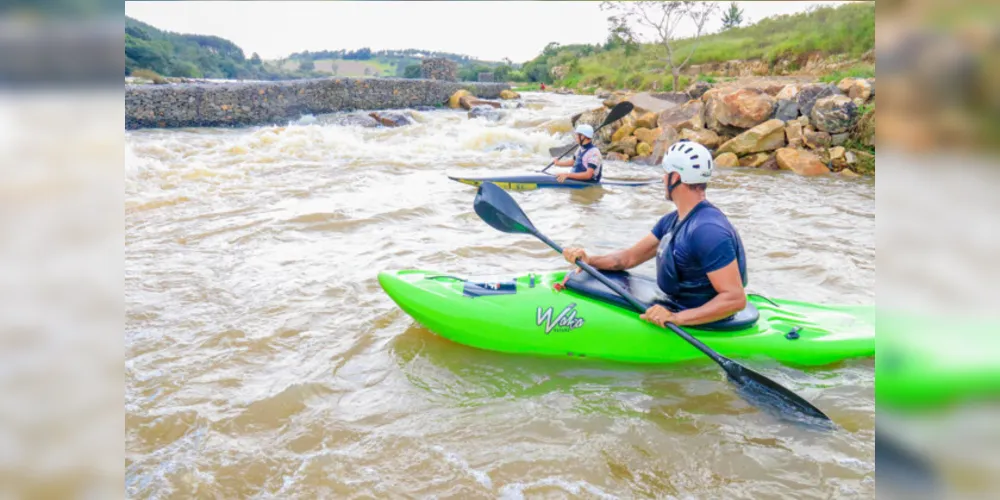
[549,143,578,158]
[721,359,833,425]
[603,101,634,127]
[473,182,537,235]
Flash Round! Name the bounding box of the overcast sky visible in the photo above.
[125,1,854,63]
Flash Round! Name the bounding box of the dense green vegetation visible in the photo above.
[520,2,874,90]
[819,64,876,84]
[125,16,316,80]
[125,16,511,82]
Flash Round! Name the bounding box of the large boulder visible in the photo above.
[700,87,721,103]
[796,83,842,118]
[837,78,873,101]
[499,89,521,100]
[762,83,787,96]
[686,81,713,100]
[811,95,858,134]
[704,88,776,130]
[776,85,800,101]
[634,127,660,145]
[680,128,721,148]
[803,129,832,149]
[657,100,704,131]
[785,121,805,148]
[828,146,849,171]
[605,151,629,162]
[775,99,799,121]
[739,152,771,168]
[448,90,473,109]
[649,91,692,105]
[369,111,412,127]
[571,107,609,128]
[630,92,683,114]
[776,148,830,176]
[606,136,639,157]
[714,152,739,167]
[468,106,503,122]
[716,119,787,155]
[759,153,780,170]
[649,126,681,164]
[850,105,875,148]
[460,97,501,110]
[611,124,636,143]
[337,113,380,128]
[636,142,653,157]
[634,112,658,129]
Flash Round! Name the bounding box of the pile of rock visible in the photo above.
[570,77,875,176]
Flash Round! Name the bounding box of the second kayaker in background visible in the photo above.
[549,124,603,183]
[561,140,749,327]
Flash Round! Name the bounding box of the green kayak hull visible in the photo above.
[378,269,875,367]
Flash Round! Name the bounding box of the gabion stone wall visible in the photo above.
[125,77,509,129]
[420,58,458,81]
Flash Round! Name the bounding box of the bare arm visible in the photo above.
[552,158,575,167]
[672,260,747,326]
[586,233,660,271]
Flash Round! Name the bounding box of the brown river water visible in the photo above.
[125,92,875,498]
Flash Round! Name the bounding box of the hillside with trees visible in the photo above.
[127,2,873,88]
[125,16,320,80]
[283,48,506,80]
[125,16,511,82]
[518,2,874,91]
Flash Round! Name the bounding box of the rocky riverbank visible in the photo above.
[570,76,876,176]
[125,77,511,129]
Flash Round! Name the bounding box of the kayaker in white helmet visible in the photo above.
[562,140,749,327]
[549,124,603,183]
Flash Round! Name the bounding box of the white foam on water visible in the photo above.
[431,445,494,490]
[498,477,620,500]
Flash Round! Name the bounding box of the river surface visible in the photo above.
[125,92,875,498]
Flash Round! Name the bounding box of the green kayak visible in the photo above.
[379,268,875,367]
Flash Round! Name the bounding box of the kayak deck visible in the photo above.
[378,269,875,367]
[447,173,659,191]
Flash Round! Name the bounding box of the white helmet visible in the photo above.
[661,140,713,184]
[574,124,595,139]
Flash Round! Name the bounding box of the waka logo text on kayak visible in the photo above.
[536,303,585,334]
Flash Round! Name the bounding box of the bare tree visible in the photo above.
[721,2,745,30]
[601,1,720,91]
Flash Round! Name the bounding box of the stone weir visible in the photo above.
[125,77,511,130]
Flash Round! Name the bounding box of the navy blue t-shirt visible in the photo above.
[651,201,747,309]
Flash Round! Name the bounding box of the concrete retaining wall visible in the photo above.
[125,77,510,129]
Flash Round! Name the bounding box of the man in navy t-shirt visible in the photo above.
[562,140,748,328]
